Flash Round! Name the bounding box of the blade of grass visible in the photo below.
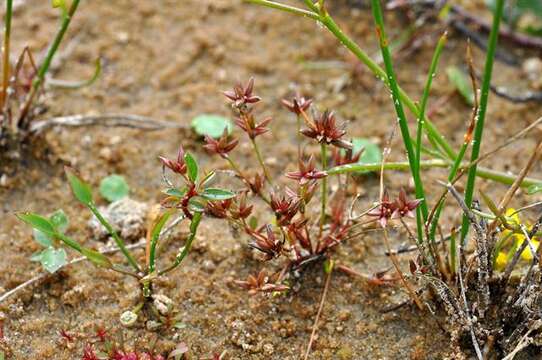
[19,0,81,127]
[370,0,428,247]
[0,0,13,111]
[460,0,505,245]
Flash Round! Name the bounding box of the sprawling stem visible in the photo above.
[320,143,328,235]
[0,0,13,112]
[88,204,141,272]
[19,0,81,127]
[328,159,542,189]
[159,212,202,276]
[460,0,504,245]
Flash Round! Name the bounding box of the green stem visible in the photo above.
[296,114,301,159]
[327,160,542,189]
[0,0,13,112]
[250,138,272,185]
[370,0,428,241]
[460,0,504,245]
[159,211,202,276]
[88,204,140,272]
[245,0,318,19]
[320,143,328,235]
[415,32,447,186]
[19,0,81,126]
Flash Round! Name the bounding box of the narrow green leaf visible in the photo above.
[184,152,198,182]
[201,171,216,188]
[446,66,474,105]
[164,187,186,198]
[100,174,130,202]
[200,188,236,201]
[17,213,56,236]
[40,247,68,273]
[191,114,233,139]
[81,248,112,268]
[65,167,93,205]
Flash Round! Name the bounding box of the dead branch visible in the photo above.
[29,113,189,133]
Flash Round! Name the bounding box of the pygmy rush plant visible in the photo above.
[199,78,421,294]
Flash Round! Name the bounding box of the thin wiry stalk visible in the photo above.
[0,0,13,111]
[88,203,141,272]
[250,138,272,185]
[320,143,328,235]
[460,0,505,245]
[19,0,81,127]
[245,0,318,19]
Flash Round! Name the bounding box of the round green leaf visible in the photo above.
[100,175,130,202]
[191,114,232,139]
[351,138,382,174]
[33,229,53,247]
[40,247,68,273]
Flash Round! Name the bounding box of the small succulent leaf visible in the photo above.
[17,212,56,236]
[33,229,53,247]
[81,248,112,268]
[191,114,233,139]
[200,188,236,201]
[65,168,93,205]
[184,152,198,182]
[164,187,186,198]
[40,247,68,273]
[99,174,130,202]
[446,66,474,105]
[50,209,69,232]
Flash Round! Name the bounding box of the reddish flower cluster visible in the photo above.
[301,110,352,149]
[235,270,289,295]
[223,77,261,109]
[285,155,327,185]
[203,128,239,158]
[281,94,313,115]
[247,225,284,260]
[235,113,272,139]
[331,147,363,166]
[368,189,422,228]
[159,145,187,176]
[270,191,301,226]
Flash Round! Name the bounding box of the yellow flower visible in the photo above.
[520,239,540,261]
[495,251,508,270]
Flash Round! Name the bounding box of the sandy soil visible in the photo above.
[0,0,541,358]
